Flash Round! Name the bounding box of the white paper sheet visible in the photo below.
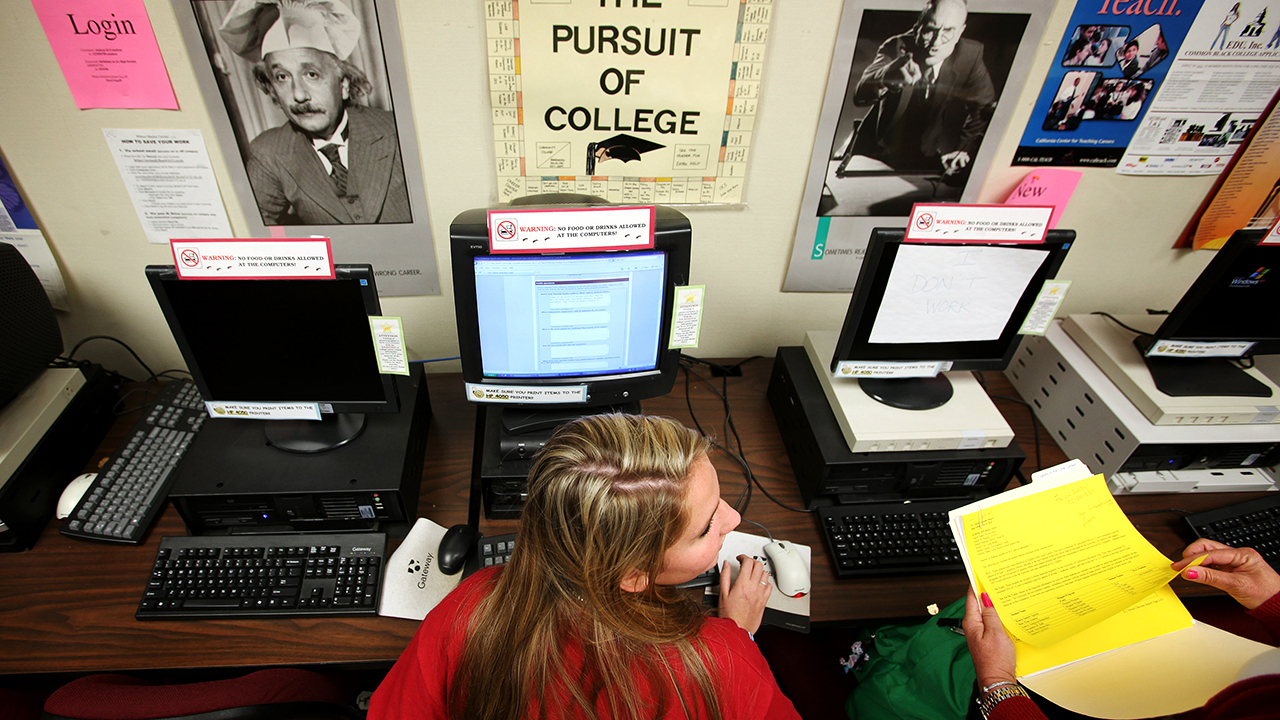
[102,129,233,244]
[868,244,1048,344]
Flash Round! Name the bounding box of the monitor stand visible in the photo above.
[1131,335,1271,398]
[858,376,954,410]
[265,413,368,454]
[802,331,1013,453]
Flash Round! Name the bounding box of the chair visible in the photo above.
[39,669,361,720]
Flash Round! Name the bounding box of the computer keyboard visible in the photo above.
[60,380,206,544]
[136,532,385,619]
[819,499,967,578]
[466,532,720,588]
[475,532,517,569]
[1185,493,1280,572]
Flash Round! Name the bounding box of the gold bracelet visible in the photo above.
[977,684,1029,719]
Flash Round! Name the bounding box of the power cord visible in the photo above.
[60,335,158,383]
[680,354,812,515]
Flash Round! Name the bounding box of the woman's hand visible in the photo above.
[719,555,771,635]
[962,586,1017,687]
[1172,540,1280,610]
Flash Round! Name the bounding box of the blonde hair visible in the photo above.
[449,414,720,720]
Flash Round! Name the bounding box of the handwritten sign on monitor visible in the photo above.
[869,245,1048,344]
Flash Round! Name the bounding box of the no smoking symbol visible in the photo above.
[496,220,517,240]
[915,213,934,230]
[179,249,200,267]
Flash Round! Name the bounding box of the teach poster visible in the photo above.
[485,0,772,205]
[1013,0,1205,168]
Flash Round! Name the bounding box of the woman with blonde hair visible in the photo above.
[370,414,800,720]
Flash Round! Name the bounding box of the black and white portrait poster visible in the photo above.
[783,0,1053,292]
[173,0,437,296]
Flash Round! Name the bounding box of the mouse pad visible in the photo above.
[711,531,811,633]
[380,517,464,621]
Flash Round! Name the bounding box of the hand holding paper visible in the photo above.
[1173,540,1280,610]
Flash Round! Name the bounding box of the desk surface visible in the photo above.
[0,357,1257,675]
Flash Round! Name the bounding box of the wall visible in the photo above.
[0,0,1220,379]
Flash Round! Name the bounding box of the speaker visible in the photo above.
[0,242,62,410]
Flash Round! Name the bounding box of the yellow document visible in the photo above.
[960,474,1181,649]
[1014,585,1191,675]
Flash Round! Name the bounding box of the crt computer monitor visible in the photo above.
[1136,227,1280,398]
[832,228,1075,410]
[450,196,691,432]
[145,264,398,453]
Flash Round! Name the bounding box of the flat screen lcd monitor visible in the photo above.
[832,228,1074,410]
[145,264,397,453]
[450,202,691,414]
[1139,228,1280,397]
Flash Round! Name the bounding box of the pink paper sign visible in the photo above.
[1003,168,1082,229]
[31,0,178,110]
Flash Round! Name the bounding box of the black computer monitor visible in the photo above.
[450,197,691,433]
[831,228,1075,410]
[145,265,398,453]
[1136,228,1280,397]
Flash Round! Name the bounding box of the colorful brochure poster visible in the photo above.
[1013,0,1204,168]
[484,0,773,206]
[1119,0,1280,175]
[31,0,178,110]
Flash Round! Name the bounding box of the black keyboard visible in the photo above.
[60,380,207,544]
[136,532,385,619]
[467,532,720,588]
[476,533,517,570]
[1186,494,1280,572]
[819,499,967,578]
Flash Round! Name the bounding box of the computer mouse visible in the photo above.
[763,540,810,598]
[437,523,480,575]
[56,473,97,520]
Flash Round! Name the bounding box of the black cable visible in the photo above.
[1092,311,1147,337]
[681,362,750,511]
[682,361,812,514]
[66,335,158,382]
[974,371,1045,474]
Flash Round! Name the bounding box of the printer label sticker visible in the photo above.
[465,383,588,404]
[204,402,321,420]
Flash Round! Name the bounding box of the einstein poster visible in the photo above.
[784,0,1052,292]
[485,0,773,205]
[172,0,437,296]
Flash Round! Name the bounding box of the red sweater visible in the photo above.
[991,593,1280,720]
[369,567,801,719]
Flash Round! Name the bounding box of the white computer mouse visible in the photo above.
[763,540,810,598]
[56,473,97,520]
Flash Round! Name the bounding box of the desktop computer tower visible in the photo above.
[168,365,431,536]
[768,347,1025,509]
[0,364,117,551]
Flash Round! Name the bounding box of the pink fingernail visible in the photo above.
[981,592,993,608]
[1186,570,1199,580]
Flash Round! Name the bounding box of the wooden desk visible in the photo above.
[0,357,1257,675]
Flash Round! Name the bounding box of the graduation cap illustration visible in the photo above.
[586,134,665,175]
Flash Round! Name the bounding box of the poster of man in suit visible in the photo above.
[785,0,1050,292]
[175,0,437,296]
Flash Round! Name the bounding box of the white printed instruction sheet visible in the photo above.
[103,129,233,244]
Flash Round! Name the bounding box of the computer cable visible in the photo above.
[976,371,1045,474]
[62,334,159,382]
[680,358,812,515]
[1095,310,1255,369]
[680,360,751,511]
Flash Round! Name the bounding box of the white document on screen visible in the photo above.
[868,244,1048,344]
